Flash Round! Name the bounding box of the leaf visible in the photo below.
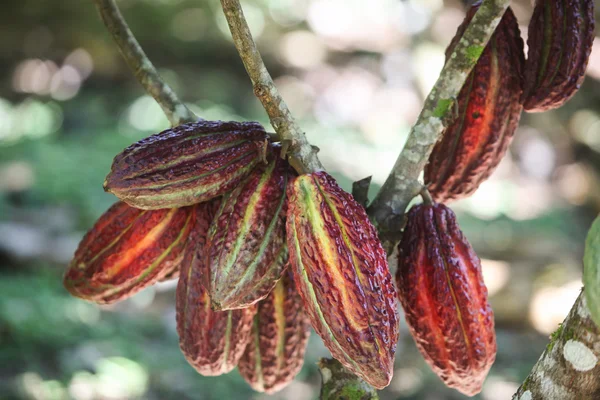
[584,214,600,327]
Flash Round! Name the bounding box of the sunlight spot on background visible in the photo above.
[51,65,82,101]
[482,377,520,400]
[19,372,68,400]
[190,102,240,122]
[412,42,445,95]
[275,75,315,118]
[481,259,511,296]
[0,99,63,145]
[461,181,507,220]
[307,0,403,51]
[130,286,156,309]
[279,30,326,69]
[314,66,381,125]
[95,357,148,399]
[13,59,58,95]
[75,301,100,325]
[66,300,98,324]
[64,49,94,79]
[389,367,423,396]
[69,372,96,400]
[381,50,414,88]
[395,1,430,35]
[585,37,600,80]
[309,125,401,185]
[555,164,590,205]
[518,128,556,180]
[570,109,600,151]
[413,0,444,13]
[359,87,419,145]
[509,180,553,220]
[0,161,35,192]
[431,7,465,44]
[268,0,308,27]
[126,96,170,132]
[530,280,581,335]
[15,100,63,138]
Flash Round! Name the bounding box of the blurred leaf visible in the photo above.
[584,213,600,327]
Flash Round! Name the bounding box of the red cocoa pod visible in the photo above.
[425,5,524,203]
[206,145,291,310]
[176,200,256,376]
[64,202,193,304]
[522,0,595,112]
[104,120,267,210]
[286,171,399,389]
[396,203,496,396]
[238,270,311,394]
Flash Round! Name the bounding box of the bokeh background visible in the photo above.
[2,0,600,399]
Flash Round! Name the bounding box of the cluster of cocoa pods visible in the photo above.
[426,0,594,203]
[402,0,594,395]
[64,119,398,392]
[63,0,594,397]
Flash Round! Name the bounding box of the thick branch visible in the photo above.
[318,359,379,400]
[513,292,600,400]
[219,0,324,175]
[93,0,197,127]
[367,0,512,253]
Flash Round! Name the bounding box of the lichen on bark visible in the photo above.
[513,293,600,400]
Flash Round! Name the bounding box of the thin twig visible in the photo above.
[219,0,324,174]
[367,0,512,254]
[93,0,197,127]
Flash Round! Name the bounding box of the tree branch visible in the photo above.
[318,359,379,400]
[366,0,512,254]
[513,292,600,400]
[93,0,197,127]
[219,0,324,175]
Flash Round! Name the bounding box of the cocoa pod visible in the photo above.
[286,171,399,389]
[64,202,193,304]
[176,200,256,376]
[425,5,524,203]
[206,145,291,310]
[238,270,311,394]
[522,0,595,112]
[396,203,496,396]
[104,120,267,210]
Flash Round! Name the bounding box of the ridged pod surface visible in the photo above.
[286,171,399,389]
[522,0,595,112]
[64,202,192,304]
[396,203,496,396]
[206,145,291,310]
[104,120,267,210]
[238,270,311,394]
[176,201,256,376]
[425,6,524,203]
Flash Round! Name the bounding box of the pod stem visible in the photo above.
[219,0,324,175]
[420,187,434,206]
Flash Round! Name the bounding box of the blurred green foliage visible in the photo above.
[2,0,600,399]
